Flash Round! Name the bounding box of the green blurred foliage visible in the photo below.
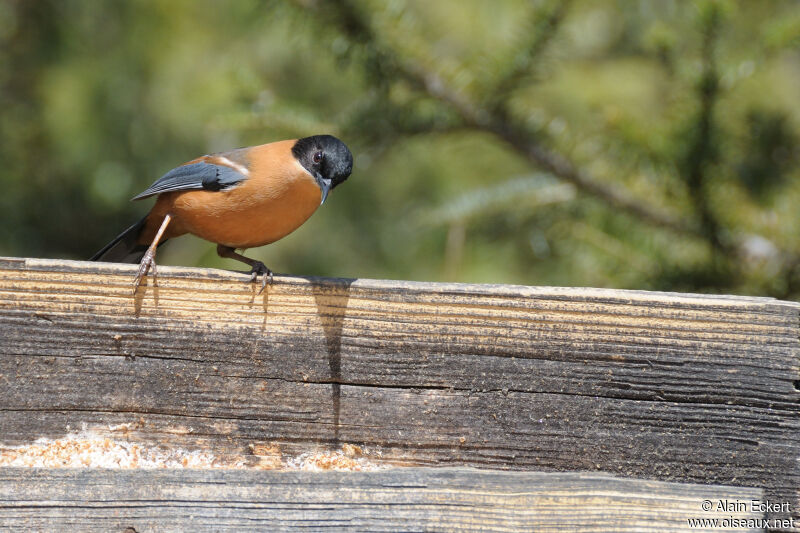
[0,0,799,298]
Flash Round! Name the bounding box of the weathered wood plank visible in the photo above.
[0,467,769,532]
[1,257,798,517]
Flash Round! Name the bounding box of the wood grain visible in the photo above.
[1,257,798,519]
[0,467,766,532]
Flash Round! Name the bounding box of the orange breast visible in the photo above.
[166,140,323,249]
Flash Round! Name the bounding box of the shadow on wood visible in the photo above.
[312,277,354,445]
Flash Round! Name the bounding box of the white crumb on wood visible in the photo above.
[0,436,234,469]
[0,430,381,470]
[286,443,381,471]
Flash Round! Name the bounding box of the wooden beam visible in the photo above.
[1,257,798,518]
[0,468,768,532]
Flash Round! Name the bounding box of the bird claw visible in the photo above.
[249,261,273,294]
[133,250,157,293]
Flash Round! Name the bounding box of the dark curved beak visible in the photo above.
[319,177,332,205]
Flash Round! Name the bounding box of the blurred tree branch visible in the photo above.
[682,4,725,254]
[484,0,571,113]
[297,0,800,295]
[305,0,699,236]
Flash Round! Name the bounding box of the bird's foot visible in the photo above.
[133,249,158,294]
[249,261,273,294]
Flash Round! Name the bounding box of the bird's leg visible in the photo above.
[133,213,172,293]
[216,244,273,293]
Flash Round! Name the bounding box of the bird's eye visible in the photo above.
[313,151,323,163]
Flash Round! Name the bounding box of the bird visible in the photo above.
[91,135,353,293]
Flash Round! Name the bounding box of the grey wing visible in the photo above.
[131,161,247,201]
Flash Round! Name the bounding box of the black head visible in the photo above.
[292,135,353,204]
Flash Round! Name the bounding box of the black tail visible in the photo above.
[91,216,160,264]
